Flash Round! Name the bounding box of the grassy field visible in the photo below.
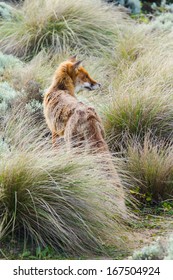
[0,0,173,260]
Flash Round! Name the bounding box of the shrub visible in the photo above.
[0,111,130,256]
[165,235,173,259]
[120,0,141,14]
[0,81,19,115]
[0,138,9,154]
[0,81,18,101]
[150,13,173,31]
[0,51,22,75]
[0,0,125,59]
[0,2,14,20]
[133,234,173,260]
[105,0,141,14]
[0,80,44,123]
[132,240,165,260]
[25,99,43,115]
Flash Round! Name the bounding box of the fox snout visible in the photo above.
[91,82,101,90]
[83,81,101,91]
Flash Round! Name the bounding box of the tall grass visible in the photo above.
[0,111,130,256]
[92,26,173,204]
[100,28,173,151]
[103,89,173,151]
[125,137,173,203]
[11,51,68,90]
[0,0,125,59]
[1,3,173,256]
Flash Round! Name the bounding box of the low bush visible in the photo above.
[165,235,173,259]
[132,240,165,260]
[106,0,141,14]
[0,2,15,20]
[0,51,22,75]
[0,81,19,115]
[150,13,173,31]
[133,234,173,260]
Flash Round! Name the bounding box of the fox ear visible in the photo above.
[68,55,77,62]
[73,60,82,69]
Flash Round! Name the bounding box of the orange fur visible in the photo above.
[43,56,108,152]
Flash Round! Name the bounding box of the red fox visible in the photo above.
[43,56,127,217]
[43,55,109,152]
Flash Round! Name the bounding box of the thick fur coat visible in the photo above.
[43,56,109,152]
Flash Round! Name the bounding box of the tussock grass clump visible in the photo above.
[104,26,153,71]
[103,90,173,151]
[94,26,163,89]
[125,138,173,203]
[96,27,173,94]
[0,0,125,58]
[0,112,129,256]
[97,27,173,206]
[101,29,173,151]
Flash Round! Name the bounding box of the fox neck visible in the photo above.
[50,68,76,96]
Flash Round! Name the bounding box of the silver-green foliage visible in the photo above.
[151,13,173,31]
[0,51,22,75]
[0,82,18,113]
[119,0,141,14]
[133,235,173,260]
[164,235,173,259]
[0,138,9,155]
[106,0,141,14]
[0,2,14,20]
[25,99,43,114]
[132,242,165,260]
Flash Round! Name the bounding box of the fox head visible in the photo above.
[63,55,101,92]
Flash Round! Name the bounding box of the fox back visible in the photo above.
[43,56,101,143]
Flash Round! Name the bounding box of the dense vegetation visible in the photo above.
[0,0,173,259]
[105,0,173,14]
